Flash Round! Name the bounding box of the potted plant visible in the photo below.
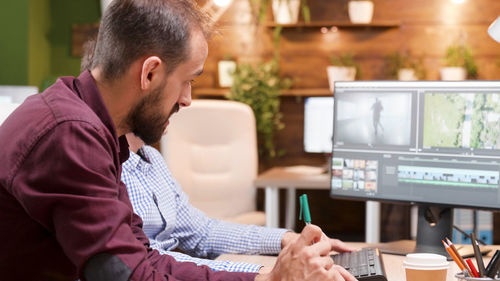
[249,0,310,24]
[228,59,292,158]
[326,53,361,92]
[385,51,426,81]
[440,43,478,80]
[348,0,374,24]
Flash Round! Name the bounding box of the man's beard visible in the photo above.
[126,84,179,145]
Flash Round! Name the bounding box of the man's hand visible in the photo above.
[281,232,300,249]
[258,225,357,281]
[322,233,356,253]
[281,231,355,253]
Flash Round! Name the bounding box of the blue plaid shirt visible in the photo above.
[121,145,288,272]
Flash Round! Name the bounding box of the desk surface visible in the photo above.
[254,166,330,189]
[217,242,500,281]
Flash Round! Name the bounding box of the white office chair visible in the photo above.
[0,85,38,125]
[161,99,265,225]
[0,103,21,125]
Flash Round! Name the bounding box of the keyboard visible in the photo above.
[331,248,387,281]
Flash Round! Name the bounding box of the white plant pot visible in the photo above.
[398,68,418,81]
[272,0,301,24]
[348,1,374,24]
[326,66,356,93]
[440,67,466,81]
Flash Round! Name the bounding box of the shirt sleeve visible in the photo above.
[10,122,256,281]
[152,246,262,273]
[163,167,288,258]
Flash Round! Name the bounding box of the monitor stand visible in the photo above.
[376,206,491,259]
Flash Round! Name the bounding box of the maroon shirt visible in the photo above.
[0,71,257,281]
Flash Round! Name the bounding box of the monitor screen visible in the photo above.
[330,81,500,254]
[304,97,334,153]
[331,81,500,210]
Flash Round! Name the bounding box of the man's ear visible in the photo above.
[140,56,163,91]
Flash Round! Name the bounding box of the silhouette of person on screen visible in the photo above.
[371,98,384,136]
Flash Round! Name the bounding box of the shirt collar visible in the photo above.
[72,70,130,163]
[125,148,152,174]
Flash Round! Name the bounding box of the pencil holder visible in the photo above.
[456,272,500,280]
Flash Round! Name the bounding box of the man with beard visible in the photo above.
[0,0,356,281]
[81,40,353,274]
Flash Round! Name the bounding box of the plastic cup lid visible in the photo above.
[403,253,449,269]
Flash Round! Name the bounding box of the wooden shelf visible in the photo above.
[265,20,400,29]
[72,23,99,57]
[193,88,332,97]
[282,88,332,96]
[193,88,230,97]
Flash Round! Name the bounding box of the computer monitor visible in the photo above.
[330,81,500,256]
[304,97,334,153]
[0,86,38,125]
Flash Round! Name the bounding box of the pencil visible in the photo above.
[446,237,471,275]
[466,258,480,277]
[471,232,486,277]
[442,240,465,271]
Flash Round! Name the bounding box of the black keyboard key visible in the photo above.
[359,268,369,276]
[331,248,387,281]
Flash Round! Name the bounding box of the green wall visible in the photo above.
[49,0,100,77]
[0,1,29,85]
[0,0,99,88]
[28,0,51,88]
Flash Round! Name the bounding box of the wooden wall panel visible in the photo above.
[200,0,500,88]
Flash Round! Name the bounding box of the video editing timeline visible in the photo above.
[398,164,499,189]
[331,81,500,209]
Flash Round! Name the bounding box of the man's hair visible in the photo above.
[81,37,97,72]
[90,0,211,80]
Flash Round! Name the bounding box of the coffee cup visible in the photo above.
[403,253,449,281]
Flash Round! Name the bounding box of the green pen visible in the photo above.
[299,194,312,225]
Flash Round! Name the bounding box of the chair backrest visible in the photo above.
[161,99,258,220]
[0,85,38,125]
[0,86,38,103]
[0,103,21,125]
